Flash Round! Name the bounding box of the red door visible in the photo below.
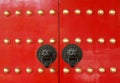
[60,0,120,83]
[0,0,59,83]
[0,0,120,83]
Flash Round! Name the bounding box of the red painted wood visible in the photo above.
[0,0,58,83]
[60,0,120,83]
[0,0,120,83]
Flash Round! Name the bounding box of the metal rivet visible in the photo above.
[75,67,82,73]
[4,11,10,16]
[63,9,69,15]
[87,67,93,73]
[86,9,93,15]
[38,38,44,44]
[26,38,32,44]
[14,68,21,73]
[15,10,21,16]
[98,9,104,15]
[4,38,10,44]
[109,38,116,44]
[15,38,21,44]
[63,38,69,44]
[87,38,93,44]
[50,68,55,73]
[109,10,116,15]
[110,67,117,73]
[50,38,55,44]
[75,9,81,15]
[37,10,44,15]
[49,9,55,15]
[26,68,32,73]
[98,38,105,44]
[63,68,70,73]
[98,67,105,73]
[38,68,44,73]
[75,38,82,43]
[26,10,33,16]
[4,68,9,73]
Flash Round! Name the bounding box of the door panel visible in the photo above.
[59,0,120,83]
[0,0,58,83]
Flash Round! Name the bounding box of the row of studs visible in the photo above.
[2,67,118,74]
[63,67,117,74]
[3,38,116,44]
[3,9,116,16]
[3,10,56,16]
[63,9,116,15]
[3,38,55,44]
[3,67,55,74]
[63,38,116,44]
